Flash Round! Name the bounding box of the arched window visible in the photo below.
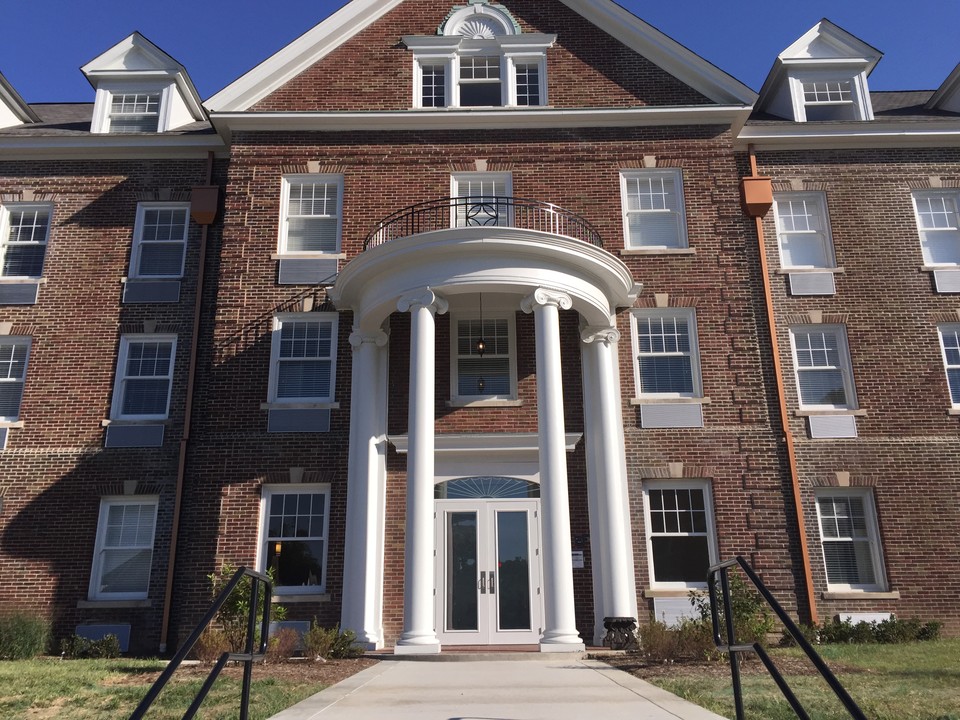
[434,476,540,499]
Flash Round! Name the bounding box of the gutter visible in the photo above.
[740,147,818,624]
[158,152,219,653]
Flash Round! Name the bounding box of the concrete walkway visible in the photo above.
[269,656,727,720]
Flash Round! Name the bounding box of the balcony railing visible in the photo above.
[363,196,603,250]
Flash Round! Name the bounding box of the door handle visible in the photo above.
[489,571,496,595]
[479,570,486,594]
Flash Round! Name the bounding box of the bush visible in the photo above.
[264,627,300,664]
[191,628,230,663]
[816,616,943,645]
[636,620,677,661]
[60,634,121,659]
[637,618,717,663]
[0,611,50,660]
[690,572,775,647]
[207,564,286,652]
[302,621,363,660]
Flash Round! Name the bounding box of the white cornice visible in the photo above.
[737,121,960,151]
[0,73,39,125]
[210,104,751,134]
[0,135,224,161]
[206,0,756,112]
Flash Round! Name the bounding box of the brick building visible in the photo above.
[0,1,957,656]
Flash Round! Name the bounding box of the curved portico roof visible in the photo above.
[330,226,641,331]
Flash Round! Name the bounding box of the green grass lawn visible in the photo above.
[643,639,960,720]
[0,657,337,720]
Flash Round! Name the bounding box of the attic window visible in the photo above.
[801,80,858,121]
[109,93,161,133]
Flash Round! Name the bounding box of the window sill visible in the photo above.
[643,588,706,598]
[0,277,46,284]
[620,248,696,256]
[271,252,346,260]
[260,401,339,410]
[794,409,866,417]
[776,266,845,274]
[631,397,710,406]
[101,418,170,427]
[822,590,900,601]
[920,265,959,272]
[77,599,152,609]
[0,420,24,429]
[948,408,960,416]
[272,593,331,603]
[121,276,183,283]
[447,398,523,408]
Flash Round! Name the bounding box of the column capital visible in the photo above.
[397,287,449,315]
[520,288,573,314]
[349,329,389,348]
[581,325,621,345]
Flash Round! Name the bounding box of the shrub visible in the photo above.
[637,620,677,661]
[0,611,51,660]
[60,634,121,659]
[637,618,718,663]
[207,564,286,652]
[690,572,775,647]
[816,616,943,645]
[303,621,363,660]
[191,628,230,663]
[264,627,300,664]
[675,618,719,661]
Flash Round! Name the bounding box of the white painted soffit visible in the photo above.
[205,0,756,112]
[81,31,206,121]
[209,104,752,134]
[737,121,960,151]
[756,18,882,113]
[0,72,40,125]
[0,135,225,161]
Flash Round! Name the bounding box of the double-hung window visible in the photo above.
[130,203,189,278]
[279,175,343,255]
[268,314,338,404]
[259,485,329,594]
[620,170,687,249]
[774,193,836,269]
[912,191,960,267]
[108,92,161,133]
[0,337,30,422]
[789,326,856,410]
[451,172,511,228]
[938,325,960,407]
[815,490,886,592]
[800,80,858,121]
[450,313,516,402]
[89,497,158,600]
[643,480,717,588]
[111,335,177,420]
[632,309,702,398]
[0,204,51,278]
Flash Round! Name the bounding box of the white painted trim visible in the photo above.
[130,201,191,279]
[814,488,888,593]
[737,121,960,151]
[388,432,582,455]
[88,496,159,602]
[257,483,332,595]
[0,136,224,161]
[772,191,838,271]
[267,312,339,404]
[629,308,703,399]
[111,334,178,421]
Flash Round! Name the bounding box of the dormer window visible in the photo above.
[802,80,855,120]
[404,3,555,109]
[109,92,161,133]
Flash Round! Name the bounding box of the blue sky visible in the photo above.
[4,0,958,103]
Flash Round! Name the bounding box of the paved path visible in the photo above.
[269,656,727,720]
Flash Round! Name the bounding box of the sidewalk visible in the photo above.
[269,655,727,720]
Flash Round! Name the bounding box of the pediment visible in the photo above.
[780,19,882,66]
[0,72,39,129]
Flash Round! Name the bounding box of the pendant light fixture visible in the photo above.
[476,292,486,394]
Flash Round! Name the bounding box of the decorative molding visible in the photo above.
[0,190,58,203]
[262,470,335,485]
[803,181,829,191]
[95,481,167,496]
[811,474,877,488]
[580,325,620,344]
[771,181,795,192]
[281,163,309,174]
[634,294,700,308]
[635,463,714,480]
[520,287,572,313]
[397,287,449,315]
[135,189,191,202]
[120,321,181,335]
[932,310,960,323]
[784,311,848,325]
[307,162,345,174]
[349,329,389,348]
[0,323,34,336]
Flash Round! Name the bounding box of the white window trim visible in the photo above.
[911,190,960,268]
[267,313,339,405]
[277,174,344,256]
[788,71,873,123]
[619,169,688,250]
[642,479,718,590]
[0,202,52,279]
[111,334,177,421]
[130,202,190,279]
[814,488,887,593]
[257,484,331,595]
[450,172,513,229]
[937,324,960,408]
[630,308,703,399]
[91,82,174,134]
[449,310,518,403]
[88,496,159,601]
[0,336,30,423]
[789,325,857,411]
[773,192,838,270]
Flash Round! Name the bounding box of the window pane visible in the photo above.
[460,82,502,107]
[823,541,876,585]
[266,539,325,588]
[99,548,153,593]
[138,243,185,276]
[286,217,338,252]
[780,233,828,268]
[798,369,846,405]
[639,356,693,394]
[141,208,187,241]
[3,245,46,277]
[0,382,24,418]
[288,183,338,216]
[422,65,446,107]
[651,536,709,584]
[277,360,332,399]
[122,378,171,415]
[458,356,510,395]
[516,64,540,106]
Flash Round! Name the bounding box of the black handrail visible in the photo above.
[129,567,272,720]
[363,195,604,250]
[708,556,867,720]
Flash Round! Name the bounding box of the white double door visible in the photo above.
[435,499,543,645]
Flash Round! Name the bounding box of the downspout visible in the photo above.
[159,152,219,653]
[740,146,819,625]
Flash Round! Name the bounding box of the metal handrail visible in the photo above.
[129,567,272,720]
[708,556,867,720]
[363,195,603,250]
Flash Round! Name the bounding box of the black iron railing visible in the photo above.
[129,567,272,720]
[708,556,867,720]
[363,196,603,250]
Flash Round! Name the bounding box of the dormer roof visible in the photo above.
[81,32,205,123]
[927,62,960,114]
[0,72,40,128]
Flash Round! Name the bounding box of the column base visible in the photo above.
[539,628,585,653]
[539,640,586,653]
[394,641,442,655]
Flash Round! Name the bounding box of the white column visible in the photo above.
[395,288,447,654]
[581,326,637,627]
[341,328,389,649]
[521,287,584,652]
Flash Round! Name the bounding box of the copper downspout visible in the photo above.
[743,145,819,624]
[159,152,218,653]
